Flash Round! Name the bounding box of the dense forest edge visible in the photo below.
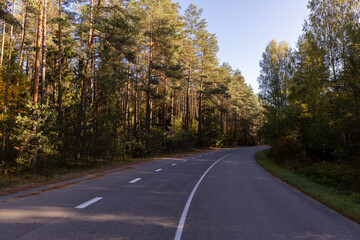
[258,0,360,205]
[0,0,262,183]
[1,0,360,198]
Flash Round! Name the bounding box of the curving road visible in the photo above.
[0,146,359,240]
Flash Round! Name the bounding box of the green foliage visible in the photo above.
[123,137,147,158]
[259,0,360,163]
[0,0,262,178]
[257,2,360,220]
[294,161,360,193]
[167,117,196,151]
[0,1,20,28]
[11,102,59,170]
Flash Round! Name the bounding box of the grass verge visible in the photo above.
[256,149,360,224]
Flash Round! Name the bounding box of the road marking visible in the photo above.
[174,151,237,240]
[183,160,188,162]
[75,197,103,209]
[129,178,142,183]
[155,168,163,172]
[171,163,177,166]
[192,157,195,159]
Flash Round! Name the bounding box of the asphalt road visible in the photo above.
[0,146,359,240]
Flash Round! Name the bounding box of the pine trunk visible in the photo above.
[90,49,94,107]
[1,0,15,173]
[134,60,139,132]
[33,0,43,104]
[163,77,167,149]
[18,9,28,70]
[146,13,154,134]
[77,0,100,160]
[58,0,63,125]
[0,22,6,70]
[185,74,190,131]
[41,0,47,105]
[198,78,203,147]
[124,66,130,136]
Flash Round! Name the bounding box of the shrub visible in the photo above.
[11,101,59,171]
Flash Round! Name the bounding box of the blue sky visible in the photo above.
[176,0,310,93]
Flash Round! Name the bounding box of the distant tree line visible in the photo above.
[0,0,261,173]
[259,0,360,162]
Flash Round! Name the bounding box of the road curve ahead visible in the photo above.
[0,146,359,240]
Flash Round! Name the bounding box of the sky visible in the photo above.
[176,0,310,93]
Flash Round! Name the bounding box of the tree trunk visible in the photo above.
[58,0,63,125]
[90,48,94,107]
[1,0,15,173]
[146,11,154,134]
[75,59,83,163]
[18,9,28,70]
[41,0,47,105]
[89,36,96,109]
[171,90,176,125]
[81,0,94,160]
[163,77,167,149]
[134,60,139,132]
[220,108,224,134]
[4,8,14,115]
[0,22,6,70]
[123,65,130,136]
[77,0,100,161]
[112,101,119,161]
[234,112,238,144]
[26,54,30,75]
[197,78,202,147]
[31,0,43,166]
[185,75,190,131]
[33,0,43,104]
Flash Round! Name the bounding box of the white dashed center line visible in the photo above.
[192,157,196,159]
[171,163,177,166]
[75,197,103,209]
[155,168,163,172]
[129,178,142,183]
[183,160,188,162]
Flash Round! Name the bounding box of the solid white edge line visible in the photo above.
[129,178,142,183]
[174,151,237,240]
[75,197,103,209]
[155,168,163,172]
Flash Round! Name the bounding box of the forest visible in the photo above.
[0,0,261,174]
[258,0,360,191]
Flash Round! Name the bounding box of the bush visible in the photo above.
[167,130,196,152]
[166,118,196,151]
[124,136,147,158]
[294,161,360,193]
[270,133,304,163]
[11,101,59,171]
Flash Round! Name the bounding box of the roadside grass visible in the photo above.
[256,149,360,224]
[0,147,222,195]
